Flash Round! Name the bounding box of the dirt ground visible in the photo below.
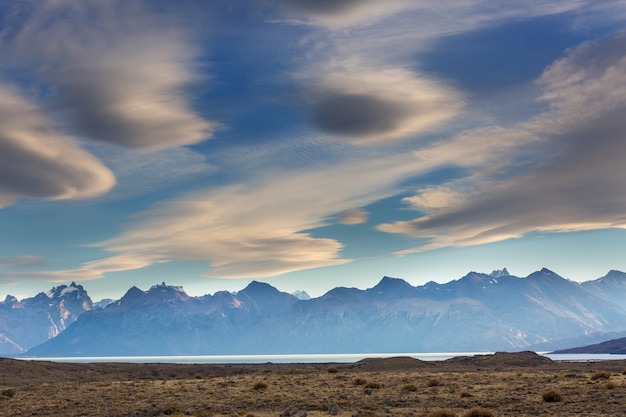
[1,352,625,417]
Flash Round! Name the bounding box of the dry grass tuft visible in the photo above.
[462,408,495,417]
[542,390,562,403]
[364,381,381,389]
[401,383,418,392]
[590,371,611,381]
[426,378,442,387]
[459,390,473,398]
[327,366,338,373]
[603,380,617,390]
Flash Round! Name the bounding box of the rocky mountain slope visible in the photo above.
[0,282,94,354]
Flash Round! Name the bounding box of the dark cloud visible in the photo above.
[54,67,213,151]
[0,85,116,207]
[311,93,411,138]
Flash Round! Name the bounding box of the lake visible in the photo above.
[17,352,626,364]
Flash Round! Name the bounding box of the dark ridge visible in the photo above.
[445,351,553,367]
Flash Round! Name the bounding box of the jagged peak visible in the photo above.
[489,268,510,278]
[150,282,184,291]
[291,290,311,300]
[3,294,18,304]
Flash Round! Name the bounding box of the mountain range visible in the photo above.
[2,268,626,356]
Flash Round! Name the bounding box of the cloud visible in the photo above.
[2,0,216,151]
[309,67,462,144]
[378,34,626,253]
[337,209,368,225]
[279,0,412,28]
[0,84,116,208]
[0,256,48,269]
[28,149,433,281]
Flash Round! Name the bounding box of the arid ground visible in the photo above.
[1,352,625,417]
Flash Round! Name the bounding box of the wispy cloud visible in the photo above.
[0,255,48,269]
[278,0,413,28]
[378,34,626,253]
[337,209,369,225]
[27,149,434,282]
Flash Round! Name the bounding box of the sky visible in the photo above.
[1,0,626,302]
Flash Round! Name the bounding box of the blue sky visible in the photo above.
[1,0,626,301]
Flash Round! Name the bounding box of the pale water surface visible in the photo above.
[18,352,626,364]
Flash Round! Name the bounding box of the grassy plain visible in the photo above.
[1,352,625,417]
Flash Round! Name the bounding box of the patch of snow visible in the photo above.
[60,286,78,296]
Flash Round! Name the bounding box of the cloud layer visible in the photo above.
[4,0,216,151]
[379,35,626,252]
[36,151,431,281]
[0,0,217,209]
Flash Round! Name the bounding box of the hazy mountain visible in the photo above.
[581,270,626,305]
[0,282,94,354]
[22,268,626,357]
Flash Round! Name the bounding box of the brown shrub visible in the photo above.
[353,378,367,386]
[459,390,473,398]
[364,381,382,389]
[462,408,495,417]
[327,366,338,373]
[542,390,562,403]
[590,371,611,381]
[252,381,268,390]
[1,389,15,398]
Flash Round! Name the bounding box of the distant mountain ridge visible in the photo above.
[3,268,626,356]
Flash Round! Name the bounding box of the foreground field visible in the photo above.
[1,352,625,417]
